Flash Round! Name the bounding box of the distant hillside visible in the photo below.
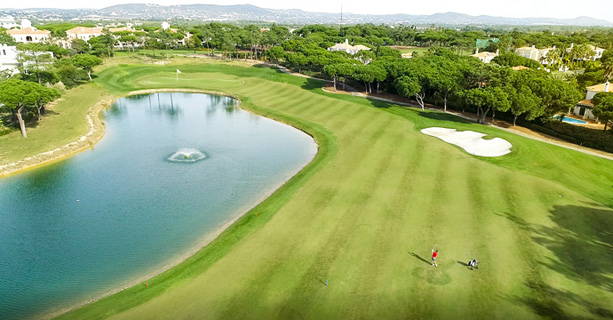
[1,4,612,26]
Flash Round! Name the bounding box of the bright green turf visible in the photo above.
[47,61,613,319]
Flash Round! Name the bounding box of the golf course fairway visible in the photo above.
[50,60,613,319]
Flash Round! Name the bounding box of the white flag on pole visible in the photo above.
[177,69,181,74]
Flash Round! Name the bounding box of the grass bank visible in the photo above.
[0,84,111,177]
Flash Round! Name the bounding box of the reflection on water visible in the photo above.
[0,92,316,319]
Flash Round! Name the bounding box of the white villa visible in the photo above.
[0,44,19,74]
[588,45,605,60]
[66,27,104,41]
[328,39,371,55]
[566,43,605,61]
[6,20,51,44]
[0,15,19,29]
[0,44,54,75]
[514,45,556,63]
[470,48,499,63]
[573,81,610,120]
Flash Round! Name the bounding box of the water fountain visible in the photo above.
[167,148,207,163]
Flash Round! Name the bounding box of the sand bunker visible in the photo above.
[421,127,512,157]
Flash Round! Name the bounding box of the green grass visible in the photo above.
[0,84,109,168]
[26,60,612,319]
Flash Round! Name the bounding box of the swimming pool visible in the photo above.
[553,115,587,124]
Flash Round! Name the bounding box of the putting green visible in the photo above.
[57,61,612,319]
[134,72,243,88]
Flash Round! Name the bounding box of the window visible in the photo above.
[26,36,32,41]
[2,49,5,55]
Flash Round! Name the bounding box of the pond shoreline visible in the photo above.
[2,89,318,320]
[0,89,243,178]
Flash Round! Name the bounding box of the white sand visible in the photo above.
[421,127,512,157]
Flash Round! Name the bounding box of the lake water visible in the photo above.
[0,93,317,319]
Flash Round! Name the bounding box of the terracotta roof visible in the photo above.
[516,46,538,51]
[586,82,610,92]
[108,27,136,33]
[577,99,594,107]
[512,66,530,71]
[66,27,104,35]
[328,41,370,52]
[154,28,179,33]
[353,45,371,51]
[6,27,50,35]
[470,51,497,58]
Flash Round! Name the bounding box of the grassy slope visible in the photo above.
[53,62,613,319]
[0,84,108,167]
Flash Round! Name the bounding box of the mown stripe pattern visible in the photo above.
[59,64,613,320]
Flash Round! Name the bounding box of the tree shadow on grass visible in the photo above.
[417,111,475,125]
[539,205,612,290]
[300,77,327,91]
[499,205,612,291]
[497,205,613,318]
[506,280,613,320]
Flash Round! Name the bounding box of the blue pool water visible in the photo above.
[553,115,588,124]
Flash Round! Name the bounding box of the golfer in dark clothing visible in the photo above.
[468,259,478,269]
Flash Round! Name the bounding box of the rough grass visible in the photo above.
[0,84,109,167]
[43,59,613,319]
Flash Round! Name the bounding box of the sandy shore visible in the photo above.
[0,89,242,178]
[4,89,317,319]
[0,98,111,178]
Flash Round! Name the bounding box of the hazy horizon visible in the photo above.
[1,1,612,22]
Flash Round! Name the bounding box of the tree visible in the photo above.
[592,92,613,131]
[492,52,541,69]
[265,46,285,64]
[394,75,425,110]
[535,77,583,117]
[23,82,61,120]
[286,52,309,73]
[70,38,90,54]
[335,63,356,90]
[353,64,376,93]
[323,64,339,91]
[88,33,116,57]
[507,85,542,126]
[600,50,613,79]
[17,43,55,85]
[0,80,32,137]
[0,30,16,45]
[427,55,461,112]
[462,86,510,123]
[71,54,102,81]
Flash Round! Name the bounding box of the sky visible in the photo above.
[3,0,613,22]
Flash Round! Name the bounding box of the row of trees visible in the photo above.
[273,39,587,127]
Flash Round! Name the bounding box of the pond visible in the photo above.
[0,92,317,319]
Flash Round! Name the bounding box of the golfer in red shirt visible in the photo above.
[431,249,438,267]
